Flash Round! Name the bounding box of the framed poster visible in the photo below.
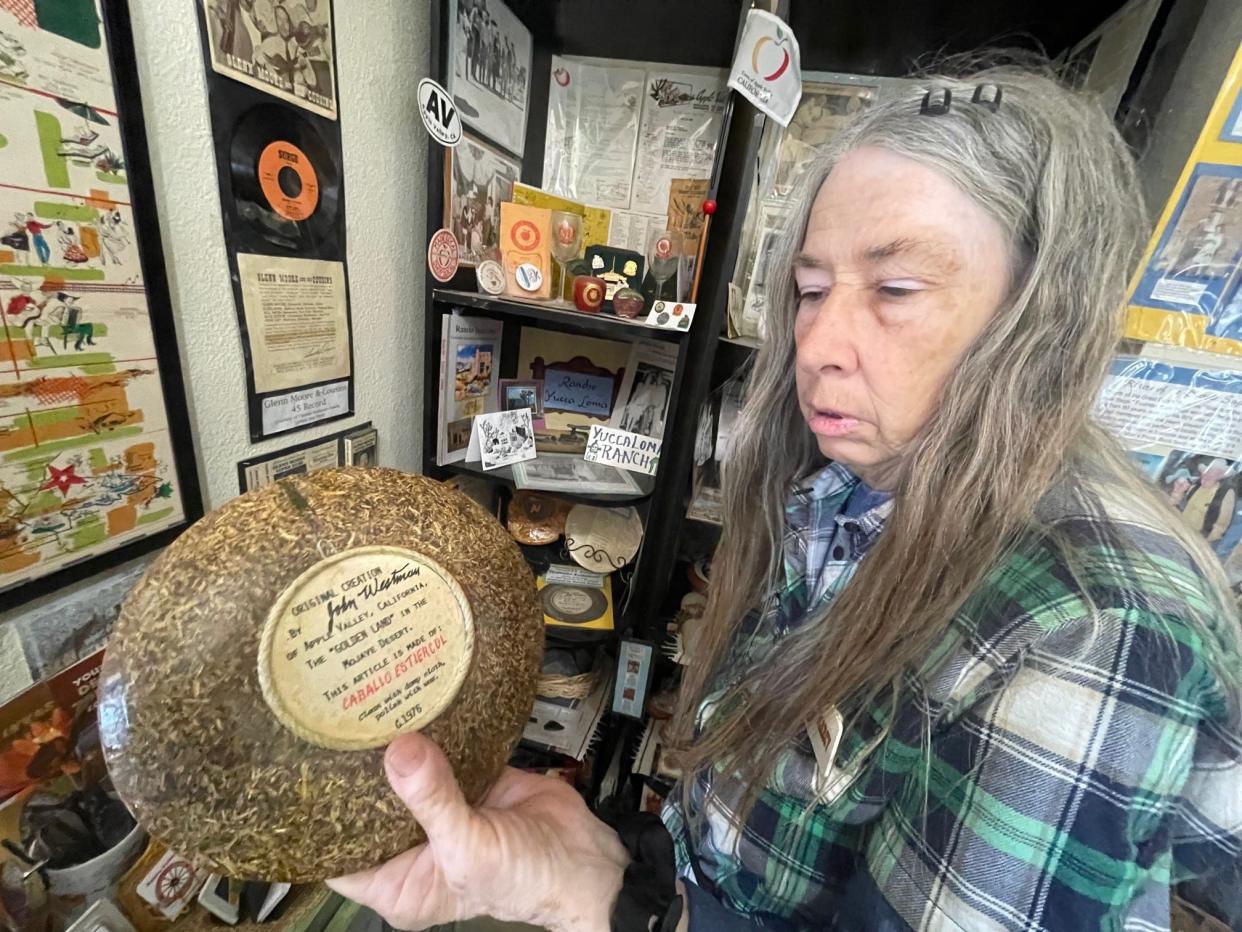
[1126,43,1242,357]
[0,1,202,606]
[443,132,520,266]
[446,0,531,157]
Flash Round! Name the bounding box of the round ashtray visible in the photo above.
[99,468,542,881]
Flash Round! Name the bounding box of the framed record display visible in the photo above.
[196,0,354,441]
[0,1,202,606]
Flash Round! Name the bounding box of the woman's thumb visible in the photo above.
[384,733,472,843]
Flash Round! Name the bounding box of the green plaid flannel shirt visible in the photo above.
[663,464,1242,931]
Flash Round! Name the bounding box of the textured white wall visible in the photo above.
[0,4,430,679]
[129,0,429,509]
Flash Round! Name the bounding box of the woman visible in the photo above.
[332,65,1242,931]
[56,222,87,264]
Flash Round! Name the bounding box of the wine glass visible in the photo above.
[646,229,680,301]
[550,211,583,304]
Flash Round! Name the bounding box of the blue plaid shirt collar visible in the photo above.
[780,463,894,630]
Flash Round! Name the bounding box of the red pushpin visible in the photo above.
[702,199,717,215]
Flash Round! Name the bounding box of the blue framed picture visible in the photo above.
[1130,163,1242,341]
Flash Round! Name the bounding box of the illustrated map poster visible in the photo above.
[0,3,187,594]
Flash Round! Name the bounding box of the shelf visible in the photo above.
[439,458,656,504]
[433,289,688,343]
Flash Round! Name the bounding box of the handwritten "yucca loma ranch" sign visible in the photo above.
[584,425,661,476]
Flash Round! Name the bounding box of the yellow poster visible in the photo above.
[1125,44,1242,356]
[511,185,611,298]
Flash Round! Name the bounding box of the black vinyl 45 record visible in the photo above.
[228,103,341,256]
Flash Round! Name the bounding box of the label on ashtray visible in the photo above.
[259,546,474,749]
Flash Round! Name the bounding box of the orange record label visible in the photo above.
[258,140,320,221]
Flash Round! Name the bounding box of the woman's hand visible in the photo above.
[326,733,628,932]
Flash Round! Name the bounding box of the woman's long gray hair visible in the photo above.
[671,63,1240,816]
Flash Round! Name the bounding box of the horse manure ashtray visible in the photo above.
[99,469,542,881]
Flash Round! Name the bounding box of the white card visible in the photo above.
[471,408,537,470]
[466,416,481,462]
[645,300,696,331]
[136,850,204,920]
[584,425,661,475]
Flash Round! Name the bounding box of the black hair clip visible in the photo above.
[971,83,1003,112]
[919,87,952,116]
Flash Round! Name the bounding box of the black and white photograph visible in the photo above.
[201,0,337,119]
[474,408,536,470]
[447,0,532,157]
[611,340,679,440]
[445,135,521,266]
[499,378,544,423]
[512,453,642,495]
[344,425,378,466]
[771,81,876,199]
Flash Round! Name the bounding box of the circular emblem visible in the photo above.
[556,219,577,246]
[515,262,543,292]
[584,282,603,304]
[654,236,673,259]
[511,219,541,250]
[427,227,459,282]
[476,259,505,294]
[416,78,462,146]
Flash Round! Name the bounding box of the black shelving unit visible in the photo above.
[421,0,767,637]
[435,289,688,344]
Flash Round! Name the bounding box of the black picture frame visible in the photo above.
[236,421,371,493]
[192,0,356,443]
[2,0,204,608]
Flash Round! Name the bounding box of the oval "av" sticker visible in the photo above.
[417,78,462,147]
